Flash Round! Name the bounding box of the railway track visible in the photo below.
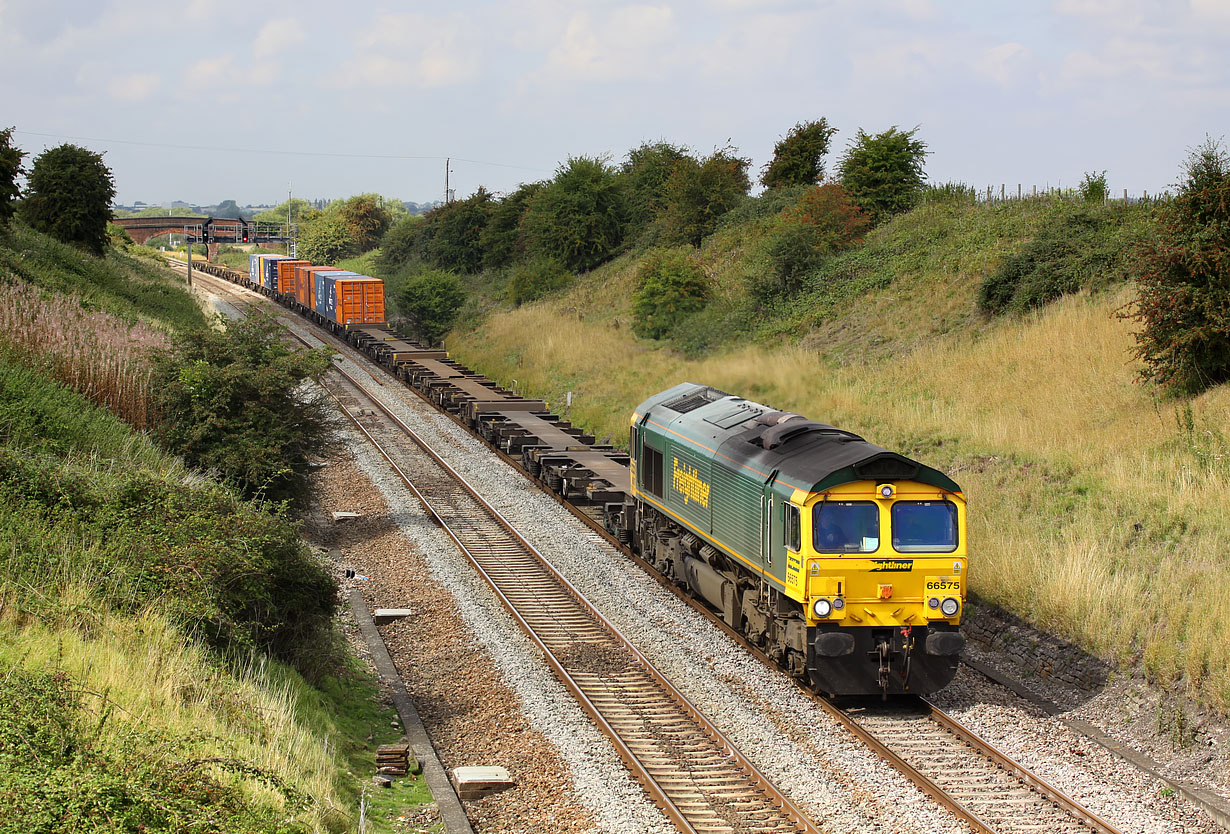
[179,260,1128,834]
[828,699,1119,834]
[317,343,823,834]
[173,262,822,833]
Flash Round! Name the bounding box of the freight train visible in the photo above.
[194,252,967,697]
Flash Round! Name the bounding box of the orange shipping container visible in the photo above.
[335,277,385,326]
[276,260,311,296]
[297,265,343,310]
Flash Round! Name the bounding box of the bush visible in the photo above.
[397,269,466,345]
[758,184,870,298]
[979,203,1129,315]
[1128,138,1230,394]
[761,119,838,189]
[150,312,337,507]
[20,143,115,255]
[631,249,710,339]
[1079,171,1109,204]
[508,257,572,306]
[838,126,928,225]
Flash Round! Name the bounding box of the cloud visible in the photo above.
[106,72,160,103]
[974,42,1031,88]
[326,11,482,89]
[533,6,676,83]
[254,18,305,58]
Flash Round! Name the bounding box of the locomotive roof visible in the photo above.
[636,383,961,495]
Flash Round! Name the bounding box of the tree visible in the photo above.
[150,311,337,507]
[422,187,494,273]
[378,214,425,272]
[0,126,24,228]
[297,214,358,263]
[397,269,466,345]
[335,193,394,252]
[213,199,244,219]
[20,143,115,254]
[254,198,318,225]
[520,156,628,272]
[1128,138,1230,394]
[480,181,545,270]
[837,126,928,225]
[761,119,838,189]
[621,141,692,237]
[662,147,751,246]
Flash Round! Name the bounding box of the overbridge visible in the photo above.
[112,216,207,245]
[112,216,297,259]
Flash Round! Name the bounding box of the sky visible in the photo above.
[3,0,1228,207]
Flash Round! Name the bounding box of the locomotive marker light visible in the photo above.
[877,483,895,499]
[928,597,941,609]
[832,596,845,610]
[940,597,960,617]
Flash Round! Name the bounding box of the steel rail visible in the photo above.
[181,259,1125,834]
[922,699,1121,834]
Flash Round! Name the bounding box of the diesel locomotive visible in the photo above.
[606,382,966,697]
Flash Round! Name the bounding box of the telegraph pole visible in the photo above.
[445,158,450,204]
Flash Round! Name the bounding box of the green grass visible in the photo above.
[0,222,208,332]
[0,226,435,831]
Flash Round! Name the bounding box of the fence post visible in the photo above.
[1018,184,1022,199]
[1001,184,1005,200]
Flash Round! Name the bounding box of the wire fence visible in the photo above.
[973,183,1171,204]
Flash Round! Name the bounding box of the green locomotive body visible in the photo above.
[622,382,967,696]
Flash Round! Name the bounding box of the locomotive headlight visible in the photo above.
[813,598,833,618]
[928,597,940,609]
[940,597,960,617]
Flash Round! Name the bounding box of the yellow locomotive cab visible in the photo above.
[790,481,968,629]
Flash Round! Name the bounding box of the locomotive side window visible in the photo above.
[891,501,958,552]
[643,444,664,498]
[814,501,879,553]
[784,504,801,552]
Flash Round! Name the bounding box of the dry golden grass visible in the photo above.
[0,282,167,428]
[451,285,1230,710]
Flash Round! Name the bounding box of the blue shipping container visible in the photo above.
[263,255,290,291]
[249,254,260,285]
[315,271,360,322]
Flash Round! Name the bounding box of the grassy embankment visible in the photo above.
[0,224,428,832]
[447,194,1230,714]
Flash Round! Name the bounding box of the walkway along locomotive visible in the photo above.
[190,255,968,697]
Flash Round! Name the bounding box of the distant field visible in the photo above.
[448,195,1230,713]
